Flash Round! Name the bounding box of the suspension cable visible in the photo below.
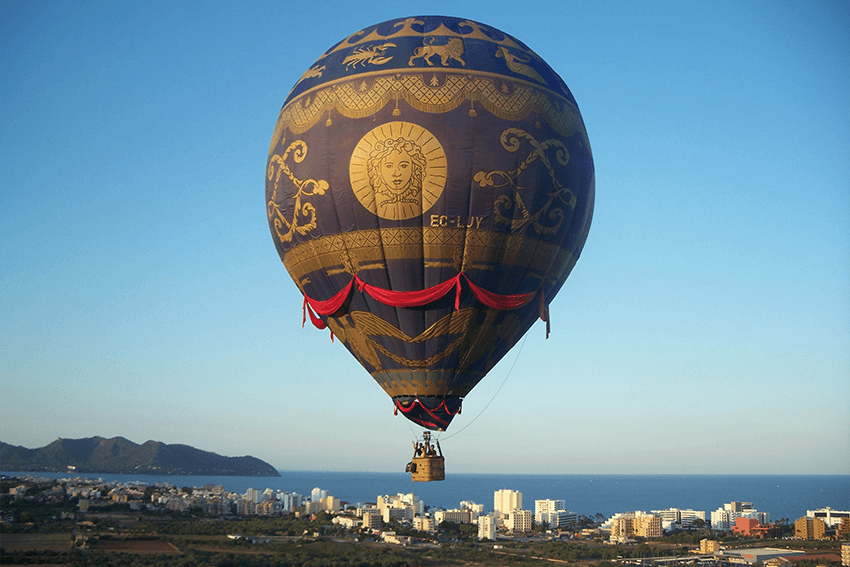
[437,334,527,442]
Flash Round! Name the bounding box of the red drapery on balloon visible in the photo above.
[357,274,462,309]
[393,397,462,429]
[301,272,541,330]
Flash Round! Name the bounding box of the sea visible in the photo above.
[3,471,847,522]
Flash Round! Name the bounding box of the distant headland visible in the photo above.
[0,436,280,477]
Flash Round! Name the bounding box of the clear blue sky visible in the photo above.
[2,0,848,475]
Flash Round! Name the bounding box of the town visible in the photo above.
[2,474,849,566]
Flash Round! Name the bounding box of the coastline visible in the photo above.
[4,471,847,522]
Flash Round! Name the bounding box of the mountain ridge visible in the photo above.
[0,436,280,476]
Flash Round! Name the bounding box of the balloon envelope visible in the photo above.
[266,16,594,430]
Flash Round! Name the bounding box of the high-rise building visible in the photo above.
[478,514,497,540]
[795,516,826,540]
[494,489,522,517]
[725,502,754,513]
[711,508,732,530]
[276,491,303,512]
[397,493,425,516]
[535,499,566,516]
[611,516,633,538]
[304,500,322,514]
[320,495,340,512]
[505,509,533,533]
[362,509,382,529]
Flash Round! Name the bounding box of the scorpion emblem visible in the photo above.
[343,43,396,69]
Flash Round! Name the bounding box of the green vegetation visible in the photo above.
[0,437,279,476]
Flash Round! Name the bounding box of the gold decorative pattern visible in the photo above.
[455,309,521,370]
[274,72,585,142]
[342,43,397,69]
[282,227,573,287]
[407,37,466,67]
[367,309,524,398]
[349,121,447,220]
[474,128,576,236]
[327,308,475,370]
[371,370,484,398]
[266,139,329,244]
[322,19,531,61]
[495,47,546,84]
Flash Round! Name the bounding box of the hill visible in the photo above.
[0,437,280,476]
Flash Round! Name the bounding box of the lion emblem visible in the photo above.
[408,37,466,67]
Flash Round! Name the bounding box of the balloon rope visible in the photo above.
[437,334,527,442]
[405,419,418,443]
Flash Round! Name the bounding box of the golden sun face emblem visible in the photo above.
[349,121,447,220]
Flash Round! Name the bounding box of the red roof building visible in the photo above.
[732,516,780,538]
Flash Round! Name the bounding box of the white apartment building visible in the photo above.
[478,514,497,540]
[538,510,579,529]
[414,516,436,533]
[535,499,575,528]
[652,508,707,531]
[652,508,706,523]
[398,493,425,516]
[535,499,566,516]
[726,501,754,513]
[245,488,262,503]
[356,506,377,517]
[276,491,303,512]
[461,501,485,517]
[505,509,533,533]
[711,508,733,530]
[808,508,850,528]
[311,487,328,502]
[378,493,424,516]
[494,489,522,517]
[711,502,769,531]
[435,508,473,524]
[377,493,420,524]
[320,495,341,512]
[362,509,382,529]
[383,506,414,523]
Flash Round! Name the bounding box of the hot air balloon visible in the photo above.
[266,16,594,480]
